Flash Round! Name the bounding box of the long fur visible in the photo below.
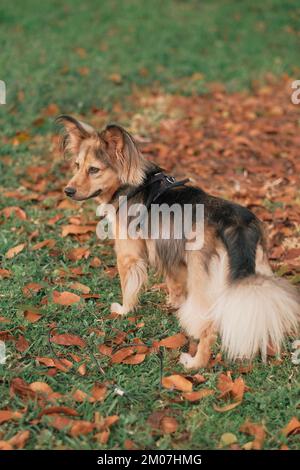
[210,274,300,361]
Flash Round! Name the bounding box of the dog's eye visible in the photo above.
[89,167,100,174]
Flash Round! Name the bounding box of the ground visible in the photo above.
[0,0,299,451]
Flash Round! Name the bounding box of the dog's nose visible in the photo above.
[64,187,76,197]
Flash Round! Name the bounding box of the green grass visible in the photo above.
[0,0,299,450]
[1,0,300,133]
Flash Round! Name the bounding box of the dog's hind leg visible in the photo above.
[111,239,148,316]
[166,262,187,309]
[180,325,217,369]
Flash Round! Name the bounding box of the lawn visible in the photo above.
[0,0,299,451]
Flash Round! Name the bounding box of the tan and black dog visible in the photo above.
[57,115,300,369]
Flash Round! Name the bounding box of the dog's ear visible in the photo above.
[100,124,145,186]
[56,115,96,155]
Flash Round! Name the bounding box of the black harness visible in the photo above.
[124,171,190,209]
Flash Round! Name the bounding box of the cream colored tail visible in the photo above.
[210,275,300,361]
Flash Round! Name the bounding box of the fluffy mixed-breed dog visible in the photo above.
[57,115,300,369]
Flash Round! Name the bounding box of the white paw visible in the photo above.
[110,302,128,316]
[179,352,197,370]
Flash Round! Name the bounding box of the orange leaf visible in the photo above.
[0,410,22,424]
[31,239,56,251]
[162,375,193,392]
[0,268,12,278]
[111,347,135,364]
[50,333,86,348]
[67,247,90,261]
[52,290,81,305]
[161,416,178,434]
[182,389,214,402]
[70,281,91,294]
[69,420,94,437]
[8,430,30,449]
[1,206,27,220]
[39,406,79,418]
[15,335,29,352]
[95,430,110,444]
[24,309,42,323]
[23,282,43,297]
[122,353,146,365]
[282,417,300,437]
[62,224,95,237]
[159,333,187,349]
[213,401,241,413]
[6,243,25,259]
[240,420,266,450]
[91,383,107,402]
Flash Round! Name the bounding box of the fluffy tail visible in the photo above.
[212,218,300,360]
[211,275,300,361]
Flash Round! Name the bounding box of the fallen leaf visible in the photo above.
[50,333,86,348]
[162,375,193,392]
[0,410,22,424]
[15,335,29,352]
[8,430,30,449]
[52,290,81,305]
[6,243,25,259]
[122,353,146,365]
[70,281,91,294]
[31,239,56,251]
[161,416,178,434]
[91,383,107,402]
[1,206,27,220]
[23,282,43,297]
[38,406,79,418]
[0,268,12,278]
[240,420,266,450]
[282,416,300,437]
[69,420,94,437]
[111,347,135,364]
[67,247,90,261]
[158,333,187,349]
[62,224,95,237]
[213,402,241,412]
[182,389,214,402]
[24,309,42,323]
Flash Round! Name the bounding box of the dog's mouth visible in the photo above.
[66,189,102,201]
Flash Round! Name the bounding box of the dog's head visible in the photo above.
[57,115,146,202]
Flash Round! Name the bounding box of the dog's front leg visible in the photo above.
[111,240,148,316]
[179,326,217,370]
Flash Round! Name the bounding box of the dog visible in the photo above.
[57,115,300,369]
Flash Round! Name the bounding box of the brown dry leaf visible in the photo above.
[0,441,13,450]
[73,389,90,402]
[48,414,74,431]
[122,353,146,365]
[0,410,23,424]
[111,347,135,364]
[10,377,36,401]
[240,420,266,450]
[38,406,79,418]
[23,282,43,297]
[109,73,122,84]
[158,333,187,349]
[8,430,30,449]
[50,333,86,348]
[24,309,42,323]
[69,420,94,437]
[182,389,214,402]
[98,344,113,356]
[0,268,12,278]
[77,363,86,376]
[231,376,245,402]
[52,290,81,305]
[213,401,242,413]
[1,206,27,220]
[91,383,107,402]
[162,375,193,392]
[217,372,245,402]
[161,416,178,434]
[90,257,101,267]
[67,247,90,261]
[15,335,29,352]
[6,243,25,259]
[62,224,95,237]
[47,214,63,225]
[124,439,137,450]
[94,430,110,444]
[70,281,91,294]
[31,239,56,251]
[281,416,300,437]
[29,381,53,395]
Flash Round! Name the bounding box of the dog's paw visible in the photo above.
[179,352,197,370]
[110,302,128,316]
